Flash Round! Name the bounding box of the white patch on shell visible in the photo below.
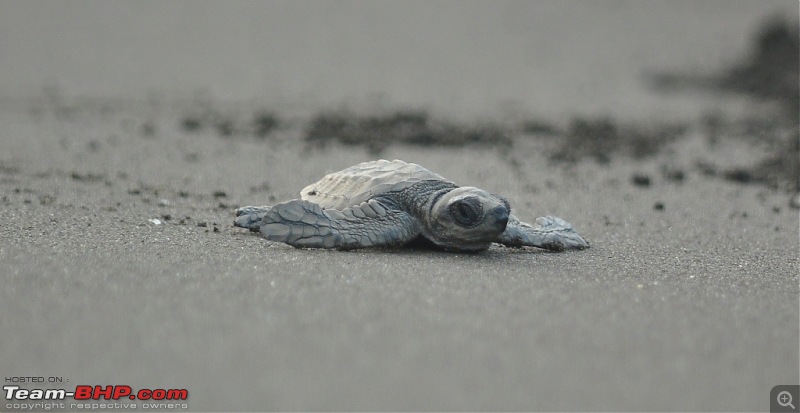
[299,159,451,210]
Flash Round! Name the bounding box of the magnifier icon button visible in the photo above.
[778,391,796,409]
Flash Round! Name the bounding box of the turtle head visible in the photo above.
[425,187,510,252]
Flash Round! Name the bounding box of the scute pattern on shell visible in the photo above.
[300,159,450,210]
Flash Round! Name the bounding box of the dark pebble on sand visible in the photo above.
[181,117,203,132]
[663,168,685,182]
[213,191,227,198]
[632,174,652,187]
[253,111,280,138]
[723,168,753,183]
[70,172,104,182]
[216,119,235,137]
[653,202,665,211]
[38,194,56,205]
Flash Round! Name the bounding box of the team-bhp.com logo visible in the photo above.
[4,385,189,410]
[5,385,188,400]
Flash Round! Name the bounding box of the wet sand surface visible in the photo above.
[1,1,798,411]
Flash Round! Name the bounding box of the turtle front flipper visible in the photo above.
[235,206,272,232]
[235,199,419,249]
[497,215,589,251]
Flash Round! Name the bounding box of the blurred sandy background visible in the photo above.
[1,0,794,119]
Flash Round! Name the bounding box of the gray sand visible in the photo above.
[0,105,797,411]
[1,1,798,411]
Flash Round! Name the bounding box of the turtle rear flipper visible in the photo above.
[497,215,589,251]
[241,199,419,250]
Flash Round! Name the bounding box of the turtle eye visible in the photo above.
[449,198,483,227]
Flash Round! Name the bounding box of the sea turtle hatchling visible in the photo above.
[234,159,589,252]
